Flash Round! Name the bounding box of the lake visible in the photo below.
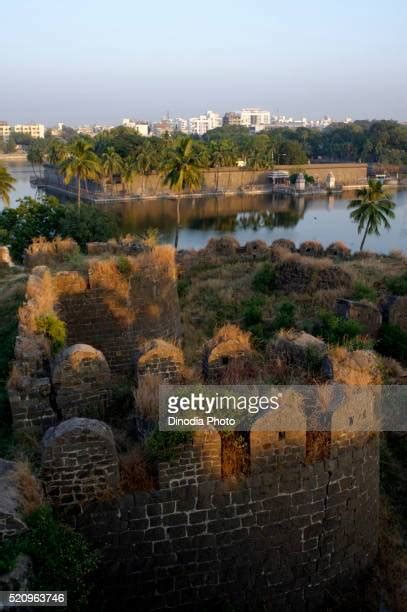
[3,161,407,253]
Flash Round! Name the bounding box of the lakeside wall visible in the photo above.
[43,163,368,200]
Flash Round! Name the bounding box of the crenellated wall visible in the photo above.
[70,428,379,611]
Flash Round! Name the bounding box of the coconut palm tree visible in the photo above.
[161,137,203,248]
[0,164,16,206]
[59,139,101,212]
[348,180,396,251]
[27,141,46,179]
[136,143,156,195]
[121,156,138,194]
[101,146,123,194]
[47,140,67,166]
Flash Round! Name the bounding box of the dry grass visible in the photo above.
[25,236,79,267]
[14,460,43,515]
[220,432,250,479]
[138,339,184,367]
[119,447,154,492]
[204,236,240,256]
[135,245,177,281]
[208,324,253,363]
[328,347,382,385]
[19,268,56,333]
[89,257,134,324]
[133,374,161,420]
[277,249,332,270]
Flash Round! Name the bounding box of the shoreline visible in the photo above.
[38,182,373,204]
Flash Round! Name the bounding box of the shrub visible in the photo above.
[386,272,407,296]
[0,196,119,261]
[353,282,377,302]
[243,296,264,328]
[0,506,99,610]
[318,310,364,346]
[177,277,190,299]
[116,255,132,277]
[252,263,276,293]
[119,447,154,492]
[376,324,407,363]
[144,428,192,463]
[273,301,296,330]
[35,313,66,354]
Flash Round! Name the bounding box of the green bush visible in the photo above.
[0,196,119,261]
[116,255,132,277]
[318,310,364,346]
[386,272,407,296]
[144,429,192,463]
[376,324,407,363]
[352,282,377,302]
[0,506,99,610]
[273,301,296,330]
[177,278,191,299]
[243,296,264,327]
[252,263,276,294]
[36,313,66,354]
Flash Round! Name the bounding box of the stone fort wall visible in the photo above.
[71,428,379,611]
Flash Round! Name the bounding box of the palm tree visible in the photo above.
[47,140,67,166]
[121,156,138,194]
[348,180,396,251]
[136,143,156,195]
[27,141,46,179]
[101,146,123,194]
[0,164,16,206]
[161,137,203,248]
[59,139,101,212]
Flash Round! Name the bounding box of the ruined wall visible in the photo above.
[56,247,181,374]
[71,429,379,611]
[7,266,57,434]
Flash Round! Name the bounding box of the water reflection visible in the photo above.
[2,161,407,254]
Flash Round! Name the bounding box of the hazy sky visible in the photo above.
[2,0,406,125]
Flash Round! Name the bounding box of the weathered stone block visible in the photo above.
[336,298,382,337]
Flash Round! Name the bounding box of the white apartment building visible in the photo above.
[0,122,11,142]
[188,111,222,135]
[174,117,188,133]
[240,108,271,129]
[13,124,45,139]
[122,118,149,137]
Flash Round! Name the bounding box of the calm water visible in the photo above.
[3,161,407,254]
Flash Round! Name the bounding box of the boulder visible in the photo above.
[322,348,382,385]
[336,298,382,337]
[270,330,327,365]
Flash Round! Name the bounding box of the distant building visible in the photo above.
[13,124,45,139]
[223,112,241,126]
[174,117,188,133]
[188,111,222,135]
[151,119,174,137]
[240,108,271,130]
[0,122,11,142]
[122,118,149,137]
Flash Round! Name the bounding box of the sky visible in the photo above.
[1,0,406,126]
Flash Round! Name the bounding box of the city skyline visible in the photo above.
[1,0,406,124]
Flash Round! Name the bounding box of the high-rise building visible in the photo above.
[223,112,241,126]
[13,124,45,139]
[240,108,271,129]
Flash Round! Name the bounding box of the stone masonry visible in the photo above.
[71,428,379,611]
[336,298,382,337]
[41,418,119,512]
[52,344,112,419]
